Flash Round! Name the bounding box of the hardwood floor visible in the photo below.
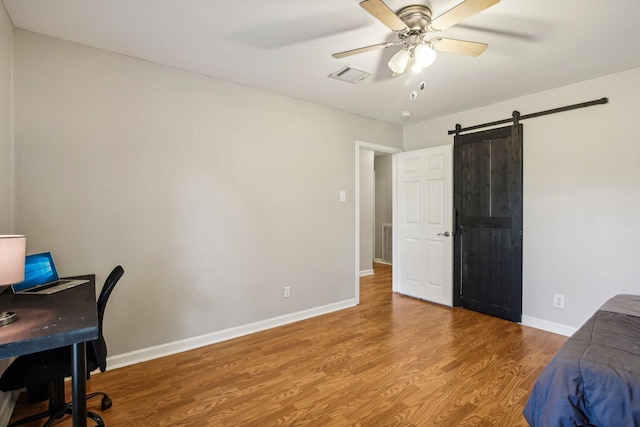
[9,263,566,426]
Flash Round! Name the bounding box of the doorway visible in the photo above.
[453,125,523,322]
[355,141,402,304]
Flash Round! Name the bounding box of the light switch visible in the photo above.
[339,190,346,202]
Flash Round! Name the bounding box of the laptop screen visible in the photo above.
[11,252,60,292]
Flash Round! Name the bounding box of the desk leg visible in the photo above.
[71,342,88,427]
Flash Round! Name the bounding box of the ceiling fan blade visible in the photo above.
[430,0,500,32]
[431,38,488,56]
[332,42,394,59]
[359,0,408,32]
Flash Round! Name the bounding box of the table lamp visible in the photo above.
[0,235,26,326]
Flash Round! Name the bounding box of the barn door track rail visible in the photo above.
[448,97,608,135]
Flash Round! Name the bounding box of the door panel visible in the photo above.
[426,240,443,286]
[404,238,420,282]
[394,145,452,306]
[404,180,420,224]
[454,125,522,322]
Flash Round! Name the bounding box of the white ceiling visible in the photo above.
[3,0,640,125]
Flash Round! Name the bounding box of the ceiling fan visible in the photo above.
[332,0,499,75]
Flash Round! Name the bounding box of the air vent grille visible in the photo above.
[382,223,392,263]
[329,66,372,84]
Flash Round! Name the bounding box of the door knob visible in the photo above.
[437,231,451,237]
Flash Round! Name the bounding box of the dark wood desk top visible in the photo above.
[0,276,99,359]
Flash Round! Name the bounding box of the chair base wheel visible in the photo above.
[87,391,113,411]
[101,396,112,410]
[87,410,105,427]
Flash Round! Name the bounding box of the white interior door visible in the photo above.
[393,145,453,306]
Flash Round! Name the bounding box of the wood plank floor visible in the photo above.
[9,263,566,426]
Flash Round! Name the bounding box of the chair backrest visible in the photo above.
[90,265,124,372]
[97,265,124,332]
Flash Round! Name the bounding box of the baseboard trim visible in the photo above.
[521,315,577,337]
[107,298,358,371]
[359,269,374,277]
[373,259,392,266]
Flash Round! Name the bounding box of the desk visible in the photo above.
[0,277,98,427]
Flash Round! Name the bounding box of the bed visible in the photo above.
[523,294,640,427]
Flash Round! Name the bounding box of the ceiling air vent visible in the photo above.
[329,66,372,84]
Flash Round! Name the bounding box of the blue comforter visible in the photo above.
[523,295,640,427]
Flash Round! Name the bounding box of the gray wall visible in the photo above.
[0,6,14,422]
[374,154,392,262]
[404,67,640,332]
[12,30,402,358]
[0,6,13,231]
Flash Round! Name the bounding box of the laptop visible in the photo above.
[12,252,89,295]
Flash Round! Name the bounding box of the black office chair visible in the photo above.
[0,265,125,427]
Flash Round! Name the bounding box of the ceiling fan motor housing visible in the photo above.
[397,5,432,34]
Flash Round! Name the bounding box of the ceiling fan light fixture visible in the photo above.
[414,43,437,68]
[334,0,499,76]
[388,48,410,74]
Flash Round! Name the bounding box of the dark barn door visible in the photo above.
[453,124,523,322]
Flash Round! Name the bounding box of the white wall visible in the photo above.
[12,30,402,358]
[0,4,13,231]
[404,67,640,332]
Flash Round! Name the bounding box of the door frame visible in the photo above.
[355,141,402,304]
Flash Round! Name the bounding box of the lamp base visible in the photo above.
[0,311,16,326]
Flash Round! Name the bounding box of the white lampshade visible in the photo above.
[388,48,410,74]
[414,43,437,69]
[0,235,26,286]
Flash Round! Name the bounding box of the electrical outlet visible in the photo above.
[553,293,565,309]
[283,286,291,298]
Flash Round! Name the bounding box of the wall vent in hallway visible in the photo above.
[382,223,392,263]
